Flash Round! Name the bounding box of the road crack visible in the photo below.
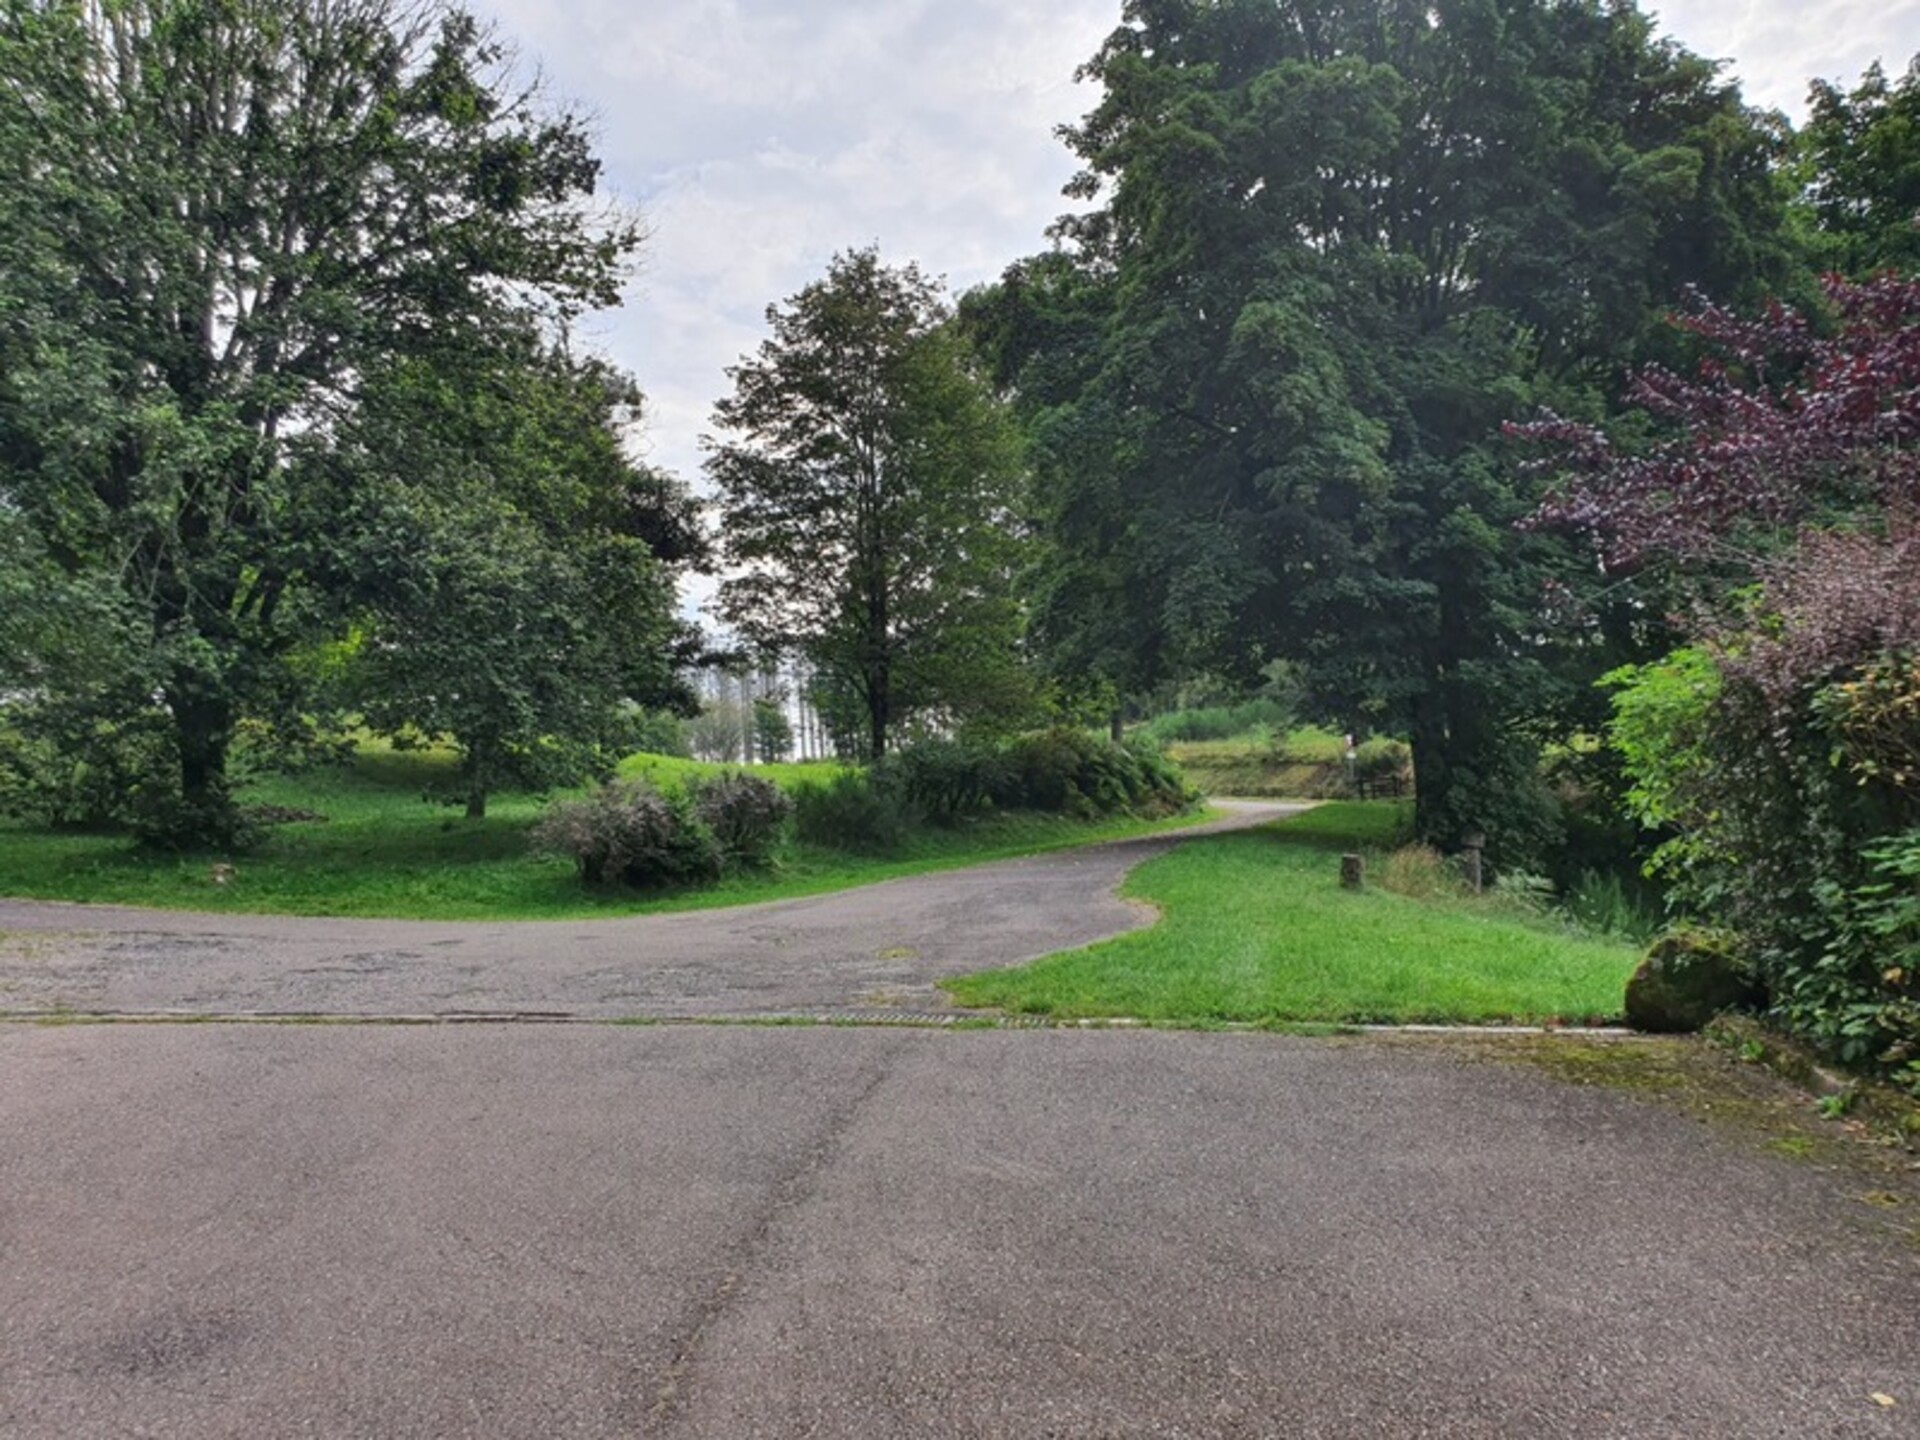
[642,1031,913,1434]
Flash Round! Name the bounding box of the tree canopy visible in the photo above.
[1801,59,1920,277]
[0,0,644,841]
[708,248,1031,759]
[970,0,1800,858]
[333,337,703,817]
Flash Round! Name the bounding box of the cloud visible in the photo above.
[1654,0,1920,113]
[479,0,1114,496]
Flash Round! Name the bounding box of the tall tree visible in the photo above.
[0,0,639,841]
[708,249,1030,759]
[334,339,703,818]
[977,0,1798,859]
[1801,58,1920,277]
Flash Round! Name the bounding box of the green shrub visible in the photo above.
[1352,737,1411,786]
[1122,736,1193,814]
[997,728,1091,814]
[887,738,1008,821]
[532,781,721,889]
[792,732,1192,852]
[0,703,174,831]
[689,771,791,869]
[1803,830,1920,1091]
[791,769,917,855]
[991,728,1190,818]
[1606,648,1920,1085]
[1139,698,1294,745]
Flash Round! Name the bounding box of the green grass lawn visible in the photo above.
[0,743,1216,920]
[943,801,1638,1026]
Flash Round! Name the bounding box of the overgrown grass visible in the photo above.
[1136,699,1295,745]
[615,751,852,792]
[943,801,1638,1026]
[1164,725,1353,798]
[0,742,1215,920]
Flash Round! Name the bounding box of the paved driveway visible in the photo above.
[3,1023,1915,1438]
[5,807,1916,1437]
[0,802,1301,1019]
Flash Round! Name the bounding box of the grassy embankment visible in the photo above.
[0,742,1216,921]
[1161,724,1350,798]
[945,801,1638,1026]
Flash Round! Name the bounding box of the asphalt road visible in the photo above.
[4,809,1917,1436]
[3,1023,1916,1439]
[0,801,1301,1020]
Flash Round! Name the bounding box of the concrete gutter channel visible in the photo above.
[0,1005,1639,1034]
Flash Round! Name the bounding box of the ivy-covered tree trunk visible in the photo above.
[865,663,892,761]
[865,561,893,760]
[464,746,492,821]
[1407,696,1454,850]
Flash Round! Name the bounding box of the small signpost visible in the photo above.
[1460,831,1486,894]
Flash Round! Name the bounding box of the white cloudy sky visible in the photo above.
[477,0,1920,607]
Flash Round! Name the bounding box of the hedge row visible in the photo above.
[535,730,1196,888]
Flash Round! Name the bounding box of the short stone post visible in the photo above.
[1340,852,1365,890]
[1460,831,1486,894]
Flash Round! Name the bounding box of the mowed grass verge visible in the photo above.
[0,743,1216,921]
[943,802,1639,1026]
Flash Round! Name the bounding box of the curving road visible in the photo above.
[5,798,1919,1438]
[0,800,1304,1019]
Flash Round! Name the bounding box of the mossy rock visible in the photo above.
[1625,927,1761,1034]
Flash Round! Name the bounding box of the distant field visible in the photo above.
[945,801,1637,1027]
[0,741,1213,921]
[1164,725,1351,798]
[616,751,851,791]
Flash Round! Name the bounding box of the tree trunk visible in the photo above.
[1407,691,1452,846]
[1109,708,1125,744]
[169,684,235,846]
[463,742,491,820]
[867,665,890,760]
